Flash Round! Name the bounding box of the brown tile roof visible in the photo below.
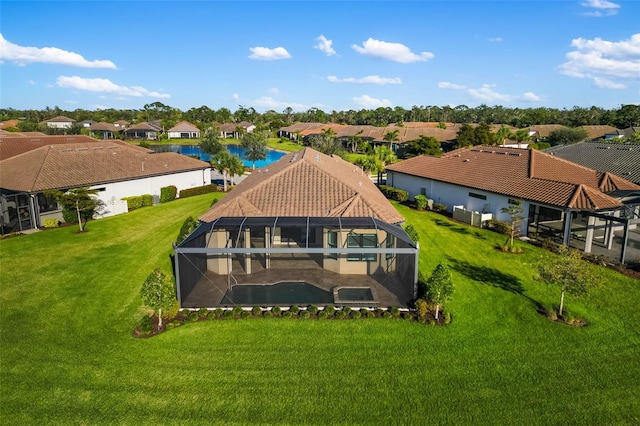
[199,147,404,224]
[0,141,209,192]
[528,124,567,137]
[126,122,161,131]
[168,121,200,132]
[386,146,640,211]
[88,122,119,132]
[45,116,76,123]
[580,125,618,139]
[0,135,104,160]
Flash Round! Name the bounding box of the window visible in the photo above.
[347,233,377,262]
[327,231,338,259]
[469,192,487,200]
[385,235,395,260]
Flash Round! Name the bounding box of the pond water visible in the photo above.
[150,144,286,168]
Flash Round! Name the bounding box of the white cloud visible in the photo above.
[268,87,280,95]
[0,33,116,68]
[489,37,503,42]
[520,92,542,102]
[56,76,170,98]
[327,75,402,85]
[314,35,336,56]
[28,79,36,85]
[438,81,466,90]
[351,38,434,63]
[248,46,291,61]
[352,95,392,108]
[581,0,620,16]
[558,34,640,88]
[251,96,309,111]
[439,81,542,104]
[232,93,240,101]
[593,77,626,89]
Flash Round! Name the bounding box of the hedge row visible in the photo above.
[179,184,220,199]
[160,185,177,203]
[122,194,154,211]
[379,185,409,202]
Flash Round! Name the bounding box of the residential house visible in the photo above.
[168,121,201,139]
[113,120,130,129]
[219,122,256,138]
[44,116,76,129]
[124,122,161,140]
[604,127,640,141]
[0,136,210,234]
[545,142,640,185]
[175,147,418,309]
[87,122,120,140]
[386,146,640,263]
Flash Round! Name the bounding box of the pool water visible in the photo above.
[150,144,286,168]
[221,281,333,305]
[336,287,375,302]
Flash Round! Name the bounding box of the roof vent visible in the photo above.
[464,159,470,162]
[315,154,320,161]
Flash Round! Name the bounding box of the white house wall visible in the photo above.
[90,169,210,218]
[388,171,530,233]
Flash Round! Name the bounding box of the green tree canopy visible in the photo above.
[424,263,453,320]
[44,187,103,232]
[200,127,223,156]
[402,135,442,158]
[140,268,176,328]
[548,127,588,146]
[241,131,268,169]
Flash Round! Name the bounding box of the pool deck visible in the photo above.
[180,254,413,308]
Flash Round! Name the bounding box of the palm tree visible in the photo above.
[372,145,397,185]
[495,125,511,146]
[227,154,245,186]
[383,129,400,150]
[210,151,233,191]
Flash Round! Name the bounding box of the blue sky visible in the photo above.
[1,0,638,113]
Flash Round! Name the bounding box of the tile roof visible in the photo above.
[88,122,119,131]
[386,146,640,211]
[545,142,640,185]
[45,116,75,123]
[125,122,161,131]
[199,147,404,224]
[0,141,209,192]
[580,125,618,139]
[0,135,106,160]
[168,121,200,132]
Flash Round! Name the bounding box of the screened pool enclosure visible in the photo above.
[175,216,419,308]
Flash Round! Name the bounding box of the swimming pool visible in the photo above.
[221,281,333,305]
[149,144,286,168]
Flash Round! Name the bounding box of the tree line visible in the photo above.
[2,103,639,132]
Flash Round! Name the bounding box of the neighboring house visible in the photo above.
[219,122,256,138]
[175,147,419,309]
[580,125,618,140]
[44,116,76,129]
[0,135,102,160]
[386,146,640,263]
[527,124,566,141]
[168,121,201,139]
[545,142,640,185]
[80,120,96,128]
[604,127,640,140]
[124,122,161,140]
[87,122,120,140]
[113,120,130,129]
[0,137,211,234]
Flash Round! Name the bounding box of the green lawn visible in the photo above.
[1,194,639,424]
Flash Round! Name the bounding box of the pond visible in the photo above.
[149,144,286,168]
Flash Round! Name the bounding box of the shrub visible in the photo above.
[123,196,143,211]
[164,300,180,319]
[403,224,419,244]
[139,315,153,334]
[43,218,60,228]
[272,306,282,316]
[141,194,154,206]
[342,306,352,315]
[290,305,300,314]
[62,206,94,224]
[365,309,376,319]
[429,319,436,326]
[334,310,346,319]
[179,184,220,198]
[432,202,448,213]
[317,311,328,319]
[188,311,199,322]
[414,194,428,211]
[223,310,233,319]
[232,306,243,316]
[307,305,319,314]
[324,306,336,316]
[263,311,274,318]
[241,310,250,319]
[383,312,393,319]
[360,308,370,317]
[487,219,511,235]
[160,185,177,203]
[282,311,292,318]
[299,310,311,319]
[214,308,224,318]
[176,216,199,244]
[379,185,409,202]
[402,312,414,320]
[166,322,175,330]
[390,306,400,317]
[198,308,209,317]
[443,312,452,325]
[350,310,362,319]
[415,299,429,319]
[375,308,385,317]
[252,306,262,316]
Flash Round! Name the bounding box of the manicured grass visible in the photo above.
[1,195,639,424]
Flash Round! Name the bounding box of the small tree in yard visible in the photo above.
[500,200,525,248]
[45,187,104,232]
[425,263,453,320]
[538,246,596,318]
[176,216,198,244]
[140,268,176,328]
